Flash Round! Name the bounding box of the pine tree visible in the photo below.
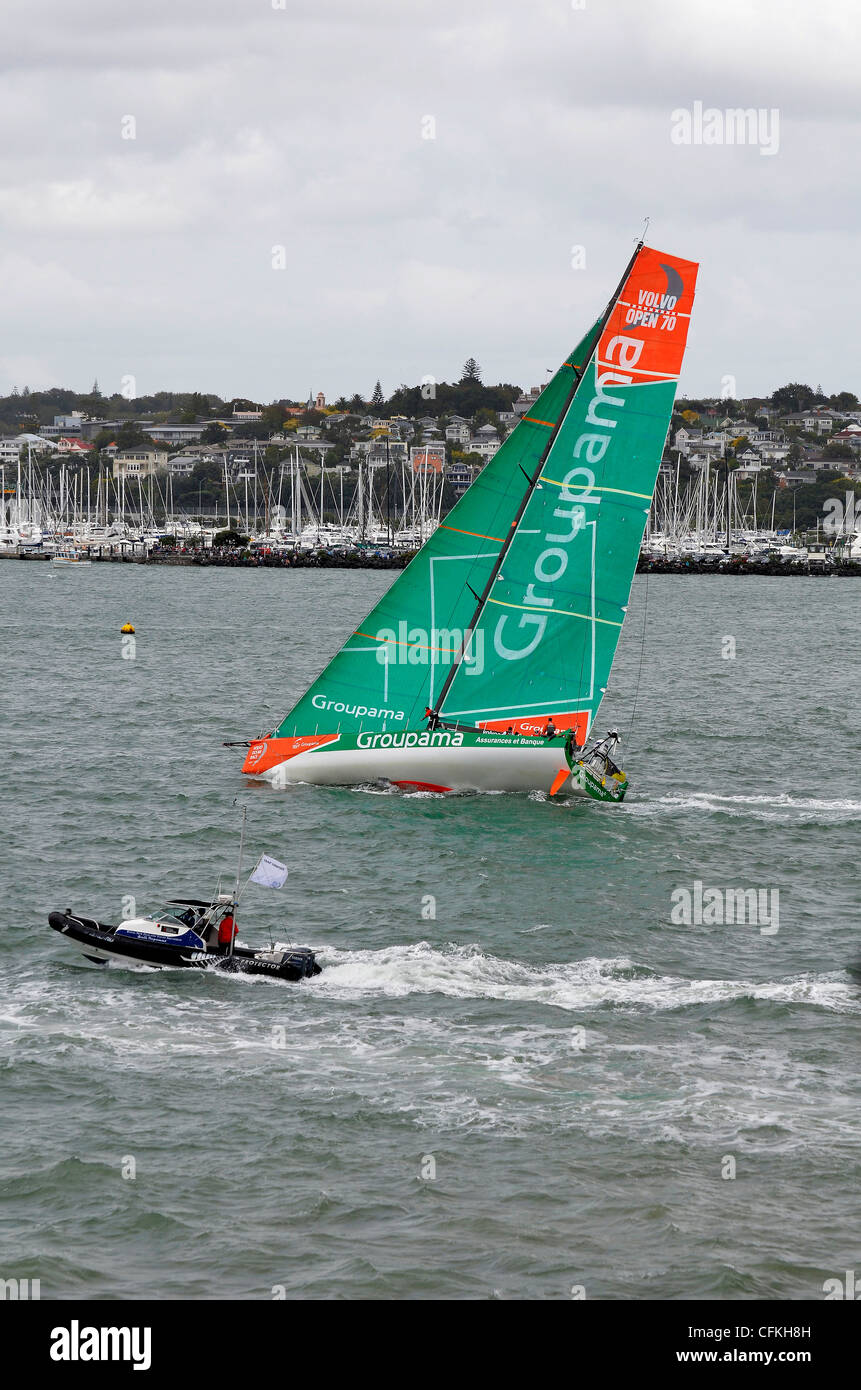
[461,358,481,383]
[371,380,384,408]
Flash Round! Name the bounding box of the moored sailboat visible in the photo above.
[236,241,699,798]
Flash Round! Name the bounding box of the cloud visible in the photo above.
[1,0,860,399]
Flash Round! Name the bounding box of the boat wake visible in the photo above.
[313,943,859,1014]
[624,792,861,821]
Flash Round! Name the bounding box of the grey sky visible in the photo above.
[1,0,858,402]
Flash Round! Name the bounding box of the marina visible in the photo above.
[3,442,858,573]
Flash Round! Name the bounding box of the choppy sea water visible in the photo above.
[1,563,859,1300]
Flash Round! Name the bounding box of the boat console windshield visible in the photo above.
[145,908,197,928]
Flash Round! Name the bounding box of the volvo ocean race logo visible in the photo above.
[493,332,646,663]
[624,288,678,330]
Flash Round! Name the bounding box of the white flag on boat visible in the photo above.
[250,854,289,889]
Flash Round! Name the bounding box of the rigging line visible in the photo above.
[430,238,645,720]
[626,568,649,748]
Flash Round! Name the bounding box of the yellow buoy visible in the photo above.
[121,622,135,634]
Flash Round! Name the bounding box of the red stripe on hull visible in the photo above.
[391,780,452,793]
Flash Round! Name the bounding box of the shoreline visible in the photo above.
[5,550,860,576]
[637,556,861,577]
[1,548,412,569]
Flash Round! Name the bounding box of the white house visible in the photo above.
[0,437,25,463]
[469,437,501,461]
[673,427,703,456]
[445,421,471,444]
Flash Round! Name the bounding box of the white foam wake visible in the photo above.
[313,943,858,1014]
[625,792,861,819]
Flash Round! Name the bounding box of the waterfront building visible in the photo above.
[468,436,501,460]
[112,449,168,479]
[40,412,87,439]
[0,437,26,463]
[410,444,445,473]
[446,461,481,494]
[55,437,94,456]
[148,423,206,445]
[445,421,471,444]
[780,409,842,433]
[829,426,861,452]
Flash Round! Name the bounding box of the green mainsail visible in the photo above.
[274,321,603,736]
[274,242,698,740]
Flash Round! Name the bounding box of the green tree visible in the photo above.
[473,406,501,431]
[770,383,817,414]
[460,358,482,383]
[371,380,384,408]
[91,428,118,451]
[116,421,153,450]
[232,421,270,440]
[262,403,287,433]
[201,423,228,445]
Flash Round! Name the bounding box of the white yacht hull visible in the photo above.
[247,734,585,796]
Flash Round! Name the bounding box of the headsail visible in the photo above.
[266,243,698,746]
[438,244,699,738]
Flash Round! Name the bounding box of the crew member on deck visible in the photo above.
[544,718,557,739]
[564,728,583,760]
[217,911,237,954]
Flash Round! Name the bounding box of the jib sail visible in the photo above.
[438,245,699,739]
